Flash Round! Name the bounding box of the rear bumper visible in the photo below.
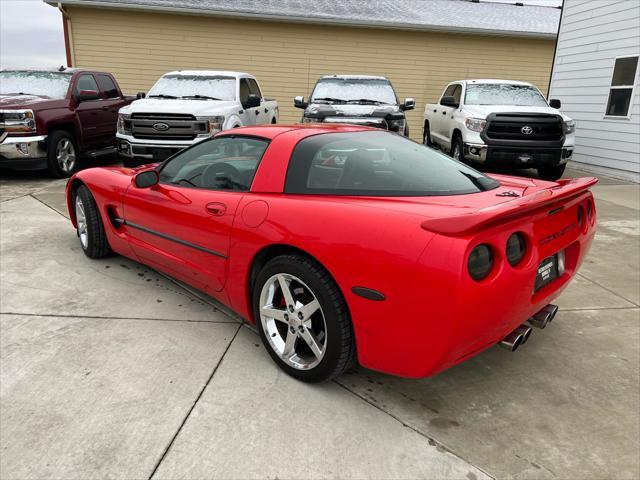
[353,189,596,378]
[0,135,48,170]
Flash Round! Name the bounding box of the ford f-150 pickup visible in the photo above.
[423,79,575,180]
[294,75,415,136]
[116,70,278,161]
[0,67,134,177]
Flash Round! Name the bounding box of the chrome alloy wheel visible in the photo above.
[75,195,88,249]
[56,138,76,173]
[259,273,327,370]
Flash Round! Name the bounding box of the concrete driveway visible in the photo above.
[1,166,638,480]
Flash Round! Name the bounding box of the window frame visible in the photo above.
[156,134,271,193]
[604,54,639,121]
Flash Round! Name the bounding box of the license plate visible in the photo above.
[152,148,171,161]
[535,254,559,292]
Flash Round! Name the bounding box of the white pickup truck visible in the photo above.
[423,79,575,180]
[116,70,278,161]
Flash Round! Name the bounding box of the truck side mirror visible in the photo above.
[401,98,415,111]
[244,94,261,109]
[549,98,561,109]
[136,92,146,99]
[134,169,159,189]
[440,96,459,108]
[294,96,308,109]
[76,89,100,102]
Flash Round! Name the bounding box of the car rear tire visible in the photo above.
[74,185,111,259]
[537,164,566,181]
[47,130,79,178]
[253,254,355,383]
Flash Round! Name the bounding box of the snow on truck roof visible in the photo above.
[320,75,389,81]
[162,70,252,78]
[462,79,534,85]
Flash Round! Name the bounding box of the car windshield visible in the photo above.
[464,84,549,107]
[0,71,72,99]
[285,131,500,196]
[310,78,397,105]
[148,75,236,100]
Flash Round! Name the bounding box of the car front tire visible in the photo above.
[47,130,79,178]
[74,185,111,259]
[253,254,355,383]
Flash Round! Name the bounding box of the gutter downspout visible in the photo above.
[547,0,565,96]
[58,3,74,67]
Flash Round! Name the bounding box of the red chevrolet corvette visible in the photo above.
[66,124,597,382]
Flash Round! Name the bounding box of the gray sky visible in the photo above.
[0,0,562,69]
[1,0,66,69]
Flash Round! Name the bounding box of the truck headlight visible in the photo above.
[563,120,576,135]
[388,118,406,133]
[117,114,131,135]
[302,116,322,123]
[464,117,486,133]
[1,109,36,133]
[197,116,225,135]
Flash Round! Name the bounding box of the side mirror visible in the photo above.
[244,94,261,109]
[294,96,308,109]
[440,96,459,108]
[401,97,415,111]
[136,91,146,99]
[134,169,159,189]
[76,89,100,102]
[549,98,561,109]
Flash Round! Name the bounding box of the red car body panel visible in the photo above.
[66,124,597,378]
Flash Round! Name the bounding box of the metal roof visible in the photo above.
[49,0,561,38]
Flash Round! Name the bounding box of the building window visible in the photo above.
[605,55,639,118]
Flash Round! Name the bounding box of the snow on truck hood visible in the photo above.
[119,98,239,116]
[462,104,572,121]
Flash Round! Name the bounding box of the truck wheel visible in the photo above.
[74,185,112,258]
[537,164,566,181]
[423,122,433,147]
[47,130,79,178]
[451,134,466,163]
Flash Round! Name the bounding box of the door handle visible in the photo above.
[264,108,268,113]
[102,106,109,111]
[205,202,226,216]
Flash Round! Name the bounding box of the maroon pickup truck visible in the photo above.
[0,67,135,177]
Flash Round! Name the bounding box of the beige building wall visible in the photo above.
[67,6,555,142]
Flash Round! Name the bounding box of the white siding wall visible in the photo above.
[549,0,640,182]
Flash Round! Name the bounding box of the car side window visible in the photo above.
[75,74,99,94]
[451,84,462,104]
[239,79,251,106]
[442,84,457,99]
[158,136,269,192]
[247,78,262,98]
[96,74,119,98]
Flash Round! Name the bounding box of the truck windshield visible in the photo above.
[311,78,397,105]
[0,71,72,99]
[464,84,549,107]
[285,131,499,196]
[148,75,236,100]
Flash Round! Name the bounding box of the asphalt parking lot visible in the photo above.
[1,164,638,480]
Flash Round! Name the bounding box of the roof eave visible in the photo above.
[45,0,557,39]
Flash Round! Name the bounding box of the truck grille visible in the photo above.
[484,113,563,141]
[130,113,206,141]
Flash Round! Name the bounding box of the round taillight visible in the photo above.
[506,232,527,266]
[577,205,584,227]
[468,244,494,281]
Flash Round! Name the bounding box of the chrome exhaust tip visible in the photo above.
[499,331,524,352]
[528,304,559,329]
[515,325,533,344]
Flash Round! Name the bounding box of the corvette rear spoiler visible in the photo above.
[421,177,598,236]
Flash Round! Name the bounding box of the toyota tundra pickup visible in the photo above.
[116,71,278,162]
[423,79,575,180]
[294,75,415,136]
[0,68,134,177]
